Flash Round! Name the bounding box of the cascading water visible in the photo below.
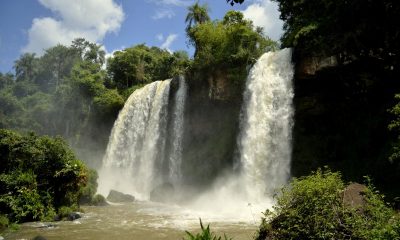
[188,49,294,219]
[168,76,187,185]
[98,80,171,199]
[98,49,293,221]
[238,48,294,200]
[98,77,188,200]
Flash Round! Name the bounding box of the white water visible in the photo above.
[98,49,294,223]
[188,49,294,219]
[168,76,187,185]
[238,48,294,201]
[98,80,171,200]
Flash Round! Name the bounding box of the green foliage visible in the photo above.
[273,0,400,68]
[184,220,232,240]
[0,214,9,232]
[256,169,400,240]
[79,169,107,206]
[106,44,190,91]
[0,129,88,223]
[185,2,210,31]
[90,194,107,206]
[0,39,125,167]
[389,94,400,163]
[0,73,14,90]
[187,10,277,89]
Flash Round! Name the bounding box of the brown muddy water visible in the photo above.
[3,201,260,240]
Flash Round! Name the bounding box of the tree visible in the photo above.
[185,2,211,32]
[14,53,38,82]
[188,10,277,74]
[36,44,77,91]
[272,0,400,68]
[0,73,14,89]
[106,44,190,90]
[226,0,244,6]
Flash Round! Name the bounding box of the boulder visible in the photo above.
[342,183,367,209]
[150,182,175,203]
[106,190,135,203]
[68,212,82,221]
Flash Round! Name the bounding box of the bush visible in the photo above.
[79,169,107,206]
[256,169,400,240]
[0,129,88,223]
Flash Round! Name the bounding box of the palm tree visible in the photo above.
[227,0,245,6]
[185,2,210,32]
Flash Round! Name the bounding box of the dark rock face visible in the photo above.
[106,190,135,203]
[150,182,175,203]
[181,71,241,188]
[292,57,400,194]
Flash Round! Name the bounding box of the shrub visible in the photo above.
[0,129,88,223]
[256,169,400,240]
[79,169,107,206]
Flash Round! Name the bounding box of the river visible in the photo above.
[4,201,259,240]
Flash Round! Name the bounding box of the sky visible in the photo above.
[0,0,283,73]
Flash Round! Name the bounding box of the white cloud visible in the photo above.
[23,0,124,55]
[152,9,175,20]
[242,0,283,41]
[104,45,125,60]
[148,0,191,20]
[156,34,164,42]
[102,45,125,69]
[160,34,178,52]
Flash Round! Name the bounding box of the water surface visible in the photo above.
[5,201,259,240]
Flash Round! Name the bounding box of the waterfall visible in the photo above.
[238,48,294,200]
[99,80,171,199]
[168,76,187,185]
[98,48,294,210]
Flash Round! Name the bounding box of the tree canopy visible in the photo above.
[106,44,190,92]
[185,2,211,32]
[187,9,277,87]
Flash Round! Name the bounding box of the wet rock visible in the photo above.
[106,190,135,203]
[37,223,57,229]
[53,214,62,221]
[150,182,175,203]
[92,194,109,206]
[68,212,82,221]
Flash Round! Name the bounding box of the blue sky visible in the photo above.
[0,0,283,73]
